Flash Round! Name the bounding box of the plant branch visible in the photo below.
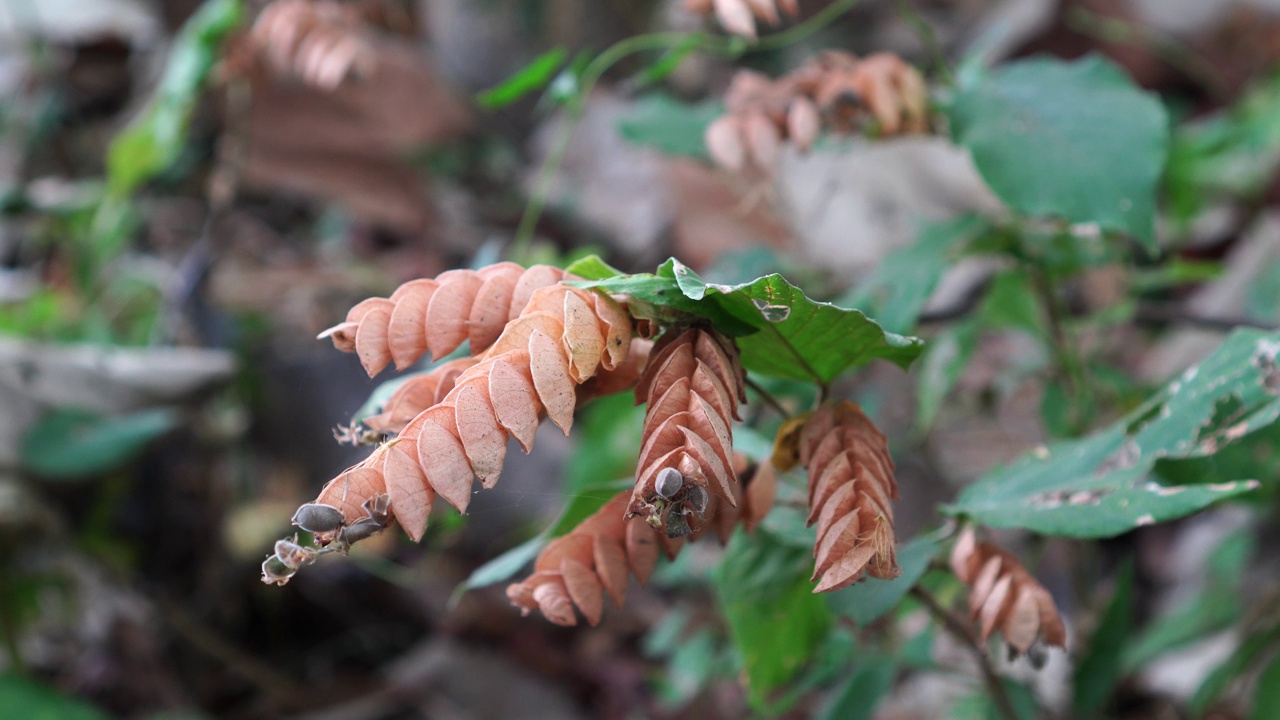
[893,0,952,84]
[911,586,1021,720]
[745,375,790,417]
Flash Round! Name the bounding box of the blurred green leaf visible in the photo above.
[825,535,938,626]
[1254,652,1280,719]
[107,0,243,197]
[1192,622,1280,714]
[0,672,108,720]
[845,215,990,335]
[1074,562,1134,715]
[915,320,979,431]
[1247,259,1280,324]
[817,658,897,720]
[715,528,833,707]
[980,271,1046,337]
[21,408,179,480]
[575,258,924,383]
[633,37,701,89]
[477,48,569,109]
[946,55,1169,249]
[618,95,722,159]
[946,329,1278,537]
[455,536,545,595]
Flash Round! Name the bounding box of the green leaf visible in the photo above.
[1073,561,1134,715]
[915,320,980,430]
[21,408,180,480]
[575,259,924,383]
[715,529,833,707]
[825,535,938,626]
[979,271,1046,337]
[633,37,702,89]
[1191,624,1280,715]
[946,55,1169,250]
[1122,530,1250,671]
[107,0,243,197]
[456,536,545,595]
[617,95,723,159]
[844,215,990,334]
[1254,652,1280,719]
[0,672,109,720]
[946,329,1279,537]
[817,659,897,720]
[564,253,625,281]
[477,48,569,108]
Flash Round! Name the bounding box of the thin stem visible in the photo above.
[1028,261,1092,434]
[745,375,790,417]
[509,0,865,257]
[911,586,1021,720]
[893,0,952,84]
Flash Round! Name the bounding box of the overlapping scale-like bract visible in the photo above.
[703,52,929,174]
[320,262,573,377]
[799,401,901,592]
[363,357,478,434]
[629,326,747,537]
[682,0,799,40]
[311,282,633,542]
[949,528,1067,655]
[251,0,374,90]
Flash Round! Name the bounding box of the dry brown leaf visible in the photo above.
[629,326,745,538]
[949,527,1068,655]
[799,401,900,592]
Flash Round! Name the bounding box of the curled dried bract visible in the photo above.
[949,527,1067,658]
[629,326,746,538]
[250,0,376,90]
[684,0,799,40]
[309,282,634,542]
[799,401,900,592]
[319,262,574,377]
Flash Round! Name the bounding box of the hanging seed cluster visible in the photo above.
[682,0,800,40]
[250,0,375,90]
[799,401,901,592]
[629,326,747,539]
[949,528,1067,662]
[705,52,929,174]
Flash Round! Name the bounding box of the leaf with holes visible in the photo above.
[573,257,923,384]
[946,329,1280,537]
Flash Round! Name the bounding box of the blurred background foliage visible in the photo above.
[2,0,1280,719]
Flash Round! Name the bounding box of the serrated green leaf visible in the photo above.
[107,0,243,197]
[575,259,924,383]
[617,95,722,159]
[946,329,1279,537]
[715,529,833,707]
[0,673,108,720]
[21,408,179,480]
[845,215,990,334]
[946,55,1169,250]
[477,48,569,108]
[564,254,625,280]
[825,535,938,626]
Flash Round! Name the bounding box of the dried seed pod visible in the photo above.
[274,537,317,570]
[665,507,692,538]
[261,555,295,586]
[319,263,573,376]
[629,326,745,537]
[799,401,900,592]
[291,502,346,533]
[655,468,685,499]
[949,527,1067,655]
[337,517,385,550]
[362,493,391,526]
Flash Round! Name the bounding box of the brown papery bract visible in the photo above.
[949,527,1067,655]
[629,326,746,536]
[703,51,930,176]
[799,401,901,592]
[310,283,633,542]
[684,0,799,40]
[319,262,573,377]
